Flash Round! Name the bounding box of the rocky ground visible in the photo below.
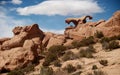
[0,10,120,75]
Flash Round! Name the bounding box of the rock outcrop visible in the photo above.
[64,10,120,40]
[0,24,44,71]
[0,10,120,73]
[46,34,65,49]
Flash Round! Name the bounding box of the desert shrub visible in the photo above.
[76,64,82,69]
[107,40,120,50]
[22,63,34,73]
[102,40,120,51]
[7,69,24,75]
[43,45,66,66]
[100,37,111,43]
[62,51,78,61]
[48,45,66,56]
[94,31,104,38]
[72,36,95,48]
[93,70,106,75]
[92,65,98,70]
[40,66,53,75]
[7,63,34,75]
[43,53,58,66]
[63,64,76,73]
[81,36,95,46]
[53,60,61,67]
[72,71,82,75]
[72,41,81,49]
[99,60,108,66]
[86,70,106,75]
[88,45,96,53]
[79,49,93,58]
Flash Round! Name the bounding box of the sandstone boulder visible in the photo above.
[0,42,38,71]
[46,34,65,49]
[65,10,120,40]
[1,24,44,50]
[0,38,11,45]
[42,32,54,47]
[1,32,28,50]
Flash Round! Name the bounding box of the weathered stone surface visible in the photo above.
[46,34,65,49]
[0,38,11,45]
[65,10,120,40]
[0,45,37,71]
[42,32,54,47]
[0,24,44,71]
[1,32,28,50]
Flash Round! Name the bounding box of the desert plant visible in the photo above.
[92,65,98,70]
[99,60,108,66]
[7,63,35,75]
[53,60,61,67]
[72,36,95,48]
[7,69,24,75]
[43,53,58,66]
[79,49,93,58]
[72,40,81,49]
[40,66,53,75]
[76,64,82,69]
[72,71,82,75]
[42,45,66,66]
[93,70,106,75]
[48,45,66,56]
[100,37,111,43]
[62,51,78,61]
[102,40,120,51]
[86,70,106,75]
[94,31,104,38]
[87,45,96,53]
[107,40,120,50]
[63,64,76,73]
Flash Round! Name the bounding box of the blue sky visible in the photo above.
[0,0,120,37]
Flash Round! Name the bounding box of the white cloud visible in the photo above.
[0,7,32,38]
[17,0,103,16]
[11,0,22,5]
[41,28,64,34]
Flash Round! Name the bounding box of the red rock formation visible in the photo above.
[0,24,44,71]
[64,10,120,40]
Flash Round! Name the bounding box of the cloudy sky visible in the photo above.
[0,0,120,37]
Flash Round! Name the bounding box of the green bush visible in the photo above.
[40,66,53,75]
[7,69,24,75]
[7,63,35,75]
[76,64,82,69]
[88,45,96,53]
[92,65,98,70]
[100,37,111,43]
[43,53,58,66]
[99,60,108,66]
[102,40,120,51]
[93,70,106,75]
[63,64,76,73]
[53,60,61,67]
[79,49,93,58]
[62,51,78,61]
[72,36,95,48]
[107,40,120,50]
[43,45,66,66]
[48,45,66,56]
[86,70,106,75]
[94,31,104,38]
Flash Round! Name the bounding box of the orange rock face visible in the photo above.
[0,24,44,71]
[0,10,120,72]
[64,10,120,40]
